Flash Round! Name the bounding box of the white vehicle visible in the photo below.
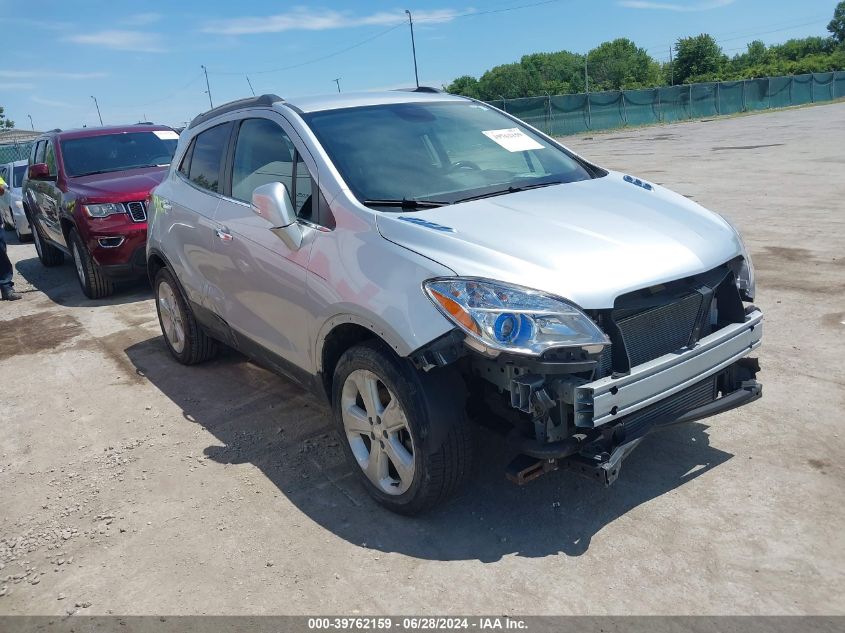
[0,159,32,241]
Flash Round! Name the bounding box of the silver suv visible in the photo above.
[147,89,762,514]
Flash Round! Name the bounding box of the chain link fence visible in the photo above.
[489,71,845,136]
[0,129,40,165]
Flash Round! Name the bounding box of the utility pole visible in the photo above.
[584,56,589,93]
[27,114,34,131]
[90,96,103,125]
[201,65,213,109]
[333,78,342,93]
[405,9,420,88]
[246,75,256,96]
[669,44,674,86]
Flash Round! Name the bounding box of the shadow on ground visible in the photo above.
[125,336,733,562]
[15,254,151,307]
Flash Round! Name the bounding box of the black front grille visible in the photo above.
[621,374,717,438]
[126,201,146,222]
[615,292,703,367]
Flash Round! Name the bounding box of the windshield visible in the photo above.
[12,165,26,188]
[60,131,178,178]
[303,101,595,206]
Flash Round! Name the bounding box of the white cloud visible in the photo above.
[31,96,75,108]
[0,82,35,91]
[0,70,107,80]
[618,0,735,11]
[201,7,466,35]
[65,30,166,53]
[125,12,163,26]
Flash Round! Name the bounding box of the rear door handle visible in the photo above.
[215,227,233,242]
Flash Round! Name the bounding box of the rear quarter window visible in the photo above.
[187,123,231,194]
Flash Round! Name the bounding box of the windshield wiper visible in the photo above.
[71,169,119,177]
[363,198,449,209]
[453,180,563,204]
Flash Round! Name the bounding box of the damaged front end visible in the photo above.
[414,259,762,487]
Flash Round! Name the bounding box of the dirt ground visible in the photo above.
[1,102,844,616]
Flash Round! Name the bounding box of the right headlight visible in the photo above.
[83,203,125,218]
[424,278,609,356]
[719,213,755,301]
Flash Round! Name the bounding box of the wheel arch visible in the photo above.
[316,315,411,402]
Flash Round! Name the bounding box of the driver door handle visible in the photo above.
[215,226,233,242]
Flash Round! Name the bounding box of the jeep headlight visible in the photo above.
[424,278,609,356]
[83,203,125,218]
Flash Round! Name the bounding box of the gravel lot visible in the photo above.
[1,102,843,616]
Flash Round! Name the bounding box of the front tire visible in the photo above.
[332,341,472,515]
[69,229,113,299]
[31,219,63,267]
[154,268,218,365]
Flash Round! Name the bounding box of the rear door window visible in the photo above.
[34,141,46,164]
[44,142,57,178]
[187,123,231,194]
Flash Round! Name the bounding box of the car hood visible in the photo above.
[375,171,743,309]
[69,166,168,200]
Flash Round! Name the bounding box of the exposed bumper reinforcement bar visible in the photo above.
[574,309,763,428]
[506,376,762,486]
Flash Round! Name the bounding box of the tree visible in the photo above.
[585,38,661,90]
[673,34,726,83]
[0,106,13,129]
[828,1,845,44]
[446,75,481,99]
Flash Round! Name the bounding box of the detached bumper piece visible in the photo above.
[506,357,761,486]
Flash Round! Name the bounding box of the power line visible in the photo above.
[207,0,567,77]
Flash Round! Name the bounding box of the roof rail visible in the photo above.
[188,94,284,130]
[49,128,62,133]
[393,86,443,94]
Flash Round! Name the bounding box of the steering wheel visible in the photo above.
[452,160,481,171]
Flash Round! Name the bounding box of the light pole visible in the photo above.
[90,96,103,125]
[201,65,213,109]
[27,114,34,131]
[405,9,419,88]
[333,78,342,93]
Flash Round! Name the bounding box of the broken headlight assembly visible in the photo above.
[719,214,756,301]
[424,278,609,356]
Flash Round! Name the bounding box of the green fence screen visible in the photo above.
[489,71,845,136]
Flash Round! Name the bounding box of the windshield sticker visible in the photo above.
[482,128,544,152]
[153,130,179,140]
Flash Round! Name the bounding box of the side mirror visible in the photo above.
[251,182,302,250]
[29,163,50,180]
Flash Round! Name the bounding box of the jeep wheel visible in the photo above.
[332,341,471,515]
[154,268,218,365]
[32,221,63,267]
[69,230,113,299]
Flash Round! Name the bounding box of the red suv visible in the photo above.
[23,124,179,298]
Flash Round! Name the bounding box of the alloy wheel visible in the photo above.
[341,369,416,495]
[72,244,86,285]
[157,280,186,354]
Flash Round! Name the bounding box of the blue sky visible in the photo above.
[0,0,838,130]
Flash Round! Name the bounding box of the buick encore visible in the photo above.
[147,89,762,514]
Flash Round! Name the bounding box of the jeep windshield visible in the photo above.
[61,131,178,178]
[302,101,596,207]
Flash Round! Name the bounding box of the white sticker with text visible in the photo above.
[153,130,180,140]
[481,128,544,152]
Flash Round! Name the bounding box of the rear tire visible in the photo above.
[69,229,114,299]
[332,340,472,515]
[31,219,63,267]
[154,267,218,365]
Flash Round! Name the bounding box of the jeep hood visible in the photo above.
[69,166,167,201]
[375,171,743,309]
